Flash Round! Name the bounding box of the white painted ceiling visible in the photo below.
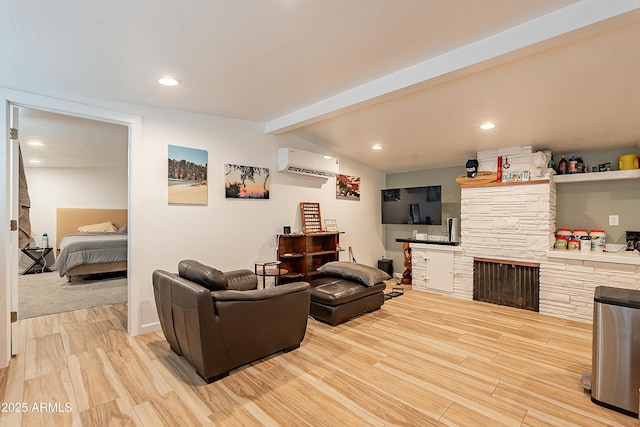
[4,0,640,172]
[18,108,128,168]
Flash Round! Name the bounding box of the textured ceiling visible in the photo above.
[5,1,640,172]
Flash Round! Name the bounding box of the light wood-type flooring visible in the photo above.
[0,283,637,426]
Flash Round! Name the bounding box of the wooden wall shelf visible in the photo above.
[553,169,640,183]
[460,179,549,189]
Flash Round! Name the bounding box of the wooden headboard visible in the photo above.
[56,208,128,247]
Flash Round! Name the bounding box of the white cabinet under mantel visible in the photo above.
[409,243,461,293]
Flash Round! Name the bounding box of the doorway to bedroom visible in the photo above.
[16,106,129,319]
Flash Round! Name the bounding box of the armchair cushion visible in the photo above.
[224,268,258,291]
[178,259,228,290]
[317,261,391,287]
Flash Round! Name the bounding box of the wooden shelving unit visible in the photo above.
[277,232,343,282]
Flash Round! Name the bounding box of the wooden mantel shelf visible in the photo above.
[460,179,549,189]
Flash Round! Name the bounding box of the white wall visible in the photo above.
[24,167,128,247]
[1,90,386,340]
[135,107,386,327]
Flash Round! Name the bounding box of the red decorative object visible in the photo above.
[402,242,412,284]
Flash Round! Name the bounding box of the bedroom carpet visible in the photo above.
[19,271,127,319]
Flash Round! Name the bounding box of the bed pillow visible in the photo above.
[178,259,228,291]
[77,221,118,232]
[317,261,391,287]
[118,224,128,233]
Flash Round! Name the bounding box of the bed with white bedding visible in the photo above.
[56,208,128,280]
[57,232,127,277]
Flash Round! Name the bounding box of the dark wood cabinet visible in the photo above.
[277,232,343,282]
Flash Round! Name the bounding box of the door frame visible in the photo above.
[9,106,19,355]
[1,89,143,367]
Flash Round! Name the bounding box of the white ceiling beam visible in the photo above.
[265,0,640,134]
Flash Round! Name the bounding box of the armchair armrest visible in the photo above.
[211,281,309,301]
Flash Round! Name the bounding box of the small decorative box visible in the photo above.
[501,170,530,182]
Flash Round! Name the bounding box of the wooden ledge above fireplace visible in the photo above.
[460,179,549,189]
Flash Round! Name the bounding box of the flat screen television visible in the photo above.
[381,185,442,225]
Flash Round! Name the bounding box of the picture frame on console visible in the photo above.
[324,219,338,232]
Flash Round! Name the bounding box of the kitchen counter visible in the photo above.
[546,249,640,266]
[396,238,462,254]
[396,238,459,246]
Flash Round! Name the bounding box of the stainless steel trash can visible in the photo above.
[591,286,640,418]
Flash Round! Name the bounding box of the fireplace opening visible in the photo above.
[473,258,539,312]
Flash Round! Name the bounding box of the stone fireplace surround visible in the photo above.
[448,180,640,323]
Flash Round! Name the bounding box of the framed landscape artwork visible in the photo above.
[336,174,360,201]
[225,164,270,199]
[168,145,208,205]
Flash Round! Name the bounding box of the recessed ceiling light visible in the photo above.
[29,159,41,164]
[480,122,496,130]
[323,155,332,160]
[372,144,383,150]
[28,141,44,147]
[158,77,182,87]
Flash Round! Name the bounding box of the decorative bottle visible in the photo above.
[569,155,578,174]
[576,154,584,173]
[558,156,568,174]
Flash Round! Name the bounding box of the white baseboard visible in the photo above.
[138,321,161,336]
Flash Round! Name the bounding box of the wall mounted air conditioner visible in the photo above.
[277,147,339,178]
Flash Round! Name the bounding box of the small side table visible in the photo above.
[21,247,53,274]
[254,260,288,288]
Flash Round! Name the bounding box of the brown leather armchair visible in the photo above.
[152,260,310,383]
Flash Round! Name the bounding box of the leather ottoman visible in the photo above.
[309,276,385,326]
